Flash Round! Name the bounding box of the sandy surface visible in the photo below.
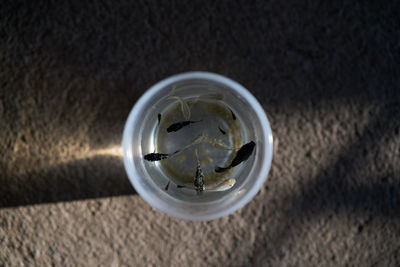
[1,1,400,266]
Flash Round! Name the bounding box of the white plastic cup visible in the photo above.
[122,72,273,221]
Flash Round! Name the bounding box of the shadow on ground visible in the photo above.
[248,98,400,265]
[1,155,135,208]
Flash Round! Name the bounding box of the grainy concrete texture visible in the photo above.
[1,1,399,266]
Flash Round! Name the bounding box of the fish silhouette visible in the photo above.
[166,120,201,132]
[215,141,256,172]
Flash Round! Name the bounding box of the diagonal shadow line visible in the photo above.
[248,102,400,265]
[290,102,400,220]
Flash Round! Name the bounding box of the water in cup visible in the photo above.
[141,84,256,201]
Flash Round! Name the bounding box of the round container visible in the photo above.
[122,72,273,221]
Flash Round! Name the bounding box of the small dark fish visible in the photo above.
[218,126,227,135]
[229,108,236,120]
[194,149,205,193]
[230,141,256,167]
[144,153,169,161]
[177,185,186,188]
[166,120,201,133]
[158,113,162,125]
[165,181,170,191]
[144,150,180,161]
[215,141,256,172]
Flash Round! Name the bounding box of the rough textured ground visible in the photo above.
[1,0,400,266]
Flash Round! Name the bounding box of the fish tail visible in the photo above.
[165,181,170,191]
[218,126,227,135]
[215,166,230,173]
[168,150,180,159]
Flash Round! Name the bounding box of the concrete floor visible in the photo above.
[1,1,399,266]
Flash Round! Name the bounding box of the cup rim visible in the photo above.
[122,71,273,220]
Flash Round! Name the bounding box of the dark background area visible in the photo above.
[1,0,399,266]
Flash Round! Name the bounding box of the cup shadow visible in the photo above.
[1,155,135,208]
